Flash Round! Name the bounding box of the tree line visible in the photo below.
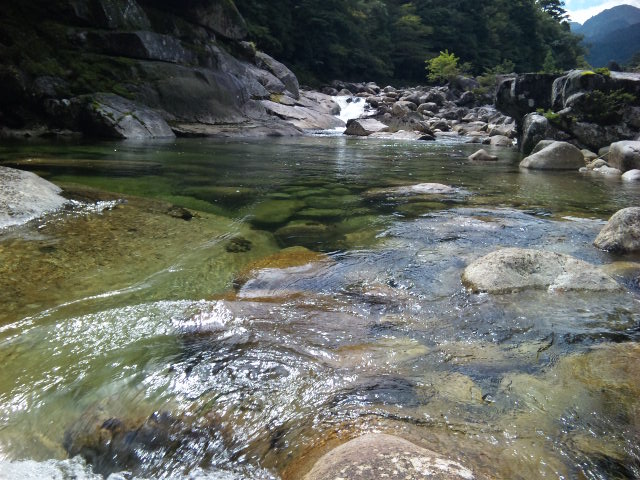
[234,0,585,84]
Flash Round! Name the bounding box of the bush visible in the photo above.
[425,50,461,84]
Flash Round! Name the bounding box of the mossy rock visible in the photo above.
[395,201,449,217]
[251,199,304,227]
[304,195,360,209]
[296,208,345,220]
[234,246,327,287]
[274,220,336,248]
[183,186,256,205]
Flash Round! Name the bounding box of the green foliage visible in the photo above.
[593,67,611,77]
[581,89,637,124]
[425,50,461,83]
[541,51,559,73]
[237,0,586,83]
[536,108,562,124]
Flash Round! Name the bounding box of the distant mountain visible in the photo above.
[571,5,640,67]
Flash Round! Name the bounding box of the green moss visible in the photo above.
[594,67,611,77]
[582,89,637,124]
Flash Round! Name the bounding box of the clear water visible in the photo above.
[0,136,639,479]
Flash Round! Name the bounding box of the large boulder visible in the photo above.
[303,434,474,480]
[608,141,640,172]
[594,207,640,253]
[468,149,498,161]
[495,73,558,123]
[80,93,175,139]
[255,52,299,99]
[551,70,607,111]
[345,118,389,136]
[521,113,552,155]
[161,0,248,40]
[519,141,584,170]
[260,100,343,130]
[0,167,68,229]
[462,248,621,293]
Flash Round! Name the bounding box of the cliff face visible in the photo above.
[0,0,315,139]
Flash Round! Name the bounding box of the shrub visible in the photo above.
[425,50,461,84]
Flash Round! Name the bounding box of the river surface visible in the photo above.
[0,136,639,479]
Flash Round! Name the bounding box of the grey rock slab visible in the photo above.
[304,434,474,480]
[344,118,389,136]
[609,141,640,172]
[0,166,67,229]
[462,248,621,293]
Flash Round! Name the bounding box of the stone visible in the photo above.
[179,0,248,40]
[608,141,640,172]
[392,100,417,117]
[260,100,343,130]
[521,113,553,155]
[592,165,622,175]
[250,199,303,227]
[303,434,474,480]
[622,169,640,181]
[531,139,556,154]
[468,149,498,161]
[586,159,607,169]
[418,102,439,114]
[594,207,640,253]
[365,183,457,198]
[495,73,558,123]
[489,135,513,147]
[344,118,389,136]
[81,93,175,139]
[462,248,621,293]
[255,51,300,99]
[581,149,598,162]
[0,167,67,229]
[520,141,585,170]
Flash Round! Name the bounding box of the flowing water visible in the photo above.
[0,136,639,479]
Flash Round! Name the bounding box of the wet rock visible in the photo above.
[468,149,498,162]
[260,100,343,130]
[462,248,621,293]
[489,135,513,147]
[250,199,304,227]
[225,236,252,253]
[594,207,640,253]
[303,434,474,480]
[274,220,337,248]
[0,166,67,229]
[81,93,175,139]
[622,169,640,181]
[608,141,640,172]
[520,113,553,155]
[519,141,584,170]
[345,118,389,136]
[64,408,226,477]
[365,183,457,198]
[592,165,622,176]
[531,139,556,154]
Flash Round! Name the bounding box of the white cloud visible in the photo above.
[567,0,640,23]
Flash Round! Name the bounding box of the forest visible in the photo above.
[235,0,585,84]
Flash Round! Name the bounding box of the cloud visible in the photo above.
[567,0,640,23]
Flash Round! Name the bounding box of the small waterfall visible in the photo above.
[334,96,367,124]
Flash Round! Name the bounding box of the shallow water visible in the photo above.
[0,136,639,479]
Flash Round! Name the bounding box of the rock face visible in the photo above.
[462,248,621,293]
[519,141,585,170]
[594,207,640,253]
[303,434,474,480]
[345,118,389,136]
[0,167,68,229]
[497,70,640,152]
[0,0,326,138]
[81,93,176,139]
[608,141,640,172]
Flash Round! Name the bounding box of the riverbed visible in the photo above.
[1,136,639,479]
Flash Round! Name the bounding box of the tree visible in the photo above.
[426,50,461,83]
[537,0,568,22]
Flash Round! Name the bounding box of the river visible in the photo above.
[0,135,639,479]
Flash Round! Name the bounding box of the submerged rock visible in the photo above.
[519,141,584,170]
[365,183,458,198]
[468,149,498,161]
[594,207,640,253]
[0,166,67,229]
[303,434,474,480]
[462,248,621,293]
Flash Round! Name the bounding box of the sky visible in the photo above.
[566,0,640,23]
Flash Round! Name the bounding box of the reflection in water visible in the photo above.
[0,137,639,479]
